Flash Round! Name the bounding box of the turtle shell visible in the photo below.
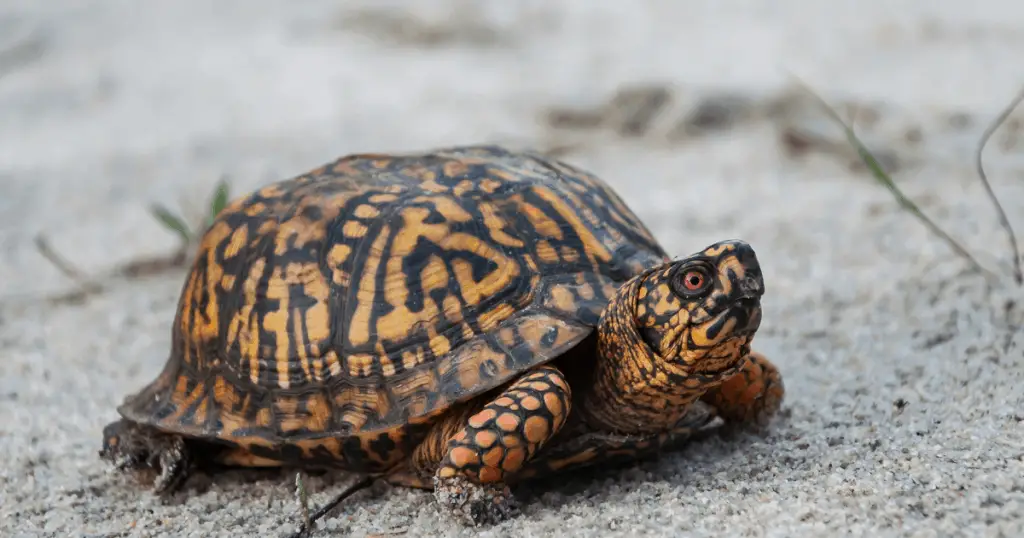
[118,145,668,447]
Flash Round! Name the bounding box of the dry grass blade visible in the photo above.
[974,85,1024,285]
[295,473,312,532]
[789,76,997,281]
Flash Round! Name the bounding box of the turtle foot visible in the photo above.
[100,419,191,494]
[433,474,520,526]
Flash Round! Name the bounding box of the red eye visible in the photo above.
[683,270,706,291]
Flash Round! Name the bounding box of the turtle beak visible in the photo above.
[728,241,763,336]
[733,297,762,336]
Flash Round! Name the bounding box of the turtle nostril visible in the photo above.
[740,275,763,297]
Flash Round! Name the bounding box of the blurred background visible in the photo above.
[3,0,1024,296]
[2,1,1023,536]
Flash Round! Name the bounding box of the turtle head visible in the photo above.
[585,239,765,433]
[635,239,764,378]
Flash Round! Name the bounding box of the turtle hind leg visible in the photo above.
[429,364,573,526]
[99,418,192,494]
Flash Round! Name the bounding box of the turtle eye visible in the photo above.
[683,270,706,291]
[674,265,712,296]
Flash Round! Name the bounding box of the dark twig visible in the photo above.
[33,234,105,295]
[27,178,231,307]
[370,528,409,536]
[285,475,375,538]
[788,75,997,281]
[974,85,1024,285]
[115,249,189,279]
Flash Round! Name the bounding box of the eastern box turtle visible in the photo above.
[100,145,784,530]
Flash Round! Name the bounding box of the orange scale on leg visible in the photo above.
[448,446,480,469]
[467,408,498,429]
[475,430,498,448]
[520,396,542,410]
[502,447,527,472]
[495,413,521,432]
[482,446,505,470]
[493,397,516,408]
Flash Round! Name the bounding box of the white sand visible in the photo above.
[2,1,1023,537]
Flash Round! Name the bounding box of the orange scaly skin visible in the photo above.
[430,365,572,524]
[436,365,571,484]
[700,352,784,428]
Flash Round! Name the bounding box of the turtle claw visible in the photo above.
[433,474,520,527]
[100,419,191,495]
[153,434,190,494]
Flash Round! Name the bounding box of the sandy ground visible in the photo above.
[3,1,1024,537]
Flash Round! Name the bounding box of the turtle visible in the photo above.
[99,144,784,532]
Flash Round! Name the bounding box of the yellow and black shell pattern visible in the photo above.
[118,145,667,462]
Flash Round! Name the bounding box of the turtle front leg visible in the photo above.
[99,419,192,494]
[699,351,785,430]
[424,365,573,526]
